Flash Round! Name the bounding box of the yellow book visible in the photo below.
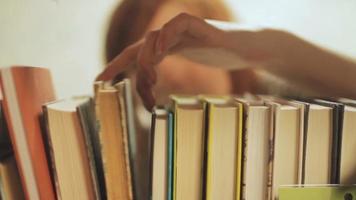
[204,96,242,200]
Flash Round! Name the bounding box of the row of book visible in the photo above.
[0,66,356,200]
[150,96,356,199]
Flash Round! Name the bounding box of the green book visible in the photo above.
[279,185,356,200]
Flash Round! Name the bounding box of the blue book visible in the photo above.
[167,112,174,200]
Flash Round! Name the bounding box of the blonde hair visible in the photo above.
[105,0,233,62]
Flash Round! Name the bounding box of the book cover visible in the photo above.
[0,66,56,200]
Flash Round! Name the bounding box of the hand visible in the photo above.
[97,13,234,109]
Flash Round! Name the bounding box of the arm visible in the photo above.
[97,13,356,109]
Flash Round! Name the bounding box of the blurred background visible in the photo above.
[1,0,355,98]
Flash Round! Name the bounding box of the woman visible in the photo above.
[103,1,244,199]
[105,0,258,113]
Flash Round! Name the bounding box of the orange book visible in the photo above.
[0,66,56,200]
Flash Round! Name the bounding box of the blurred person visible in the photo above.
[103,1,241,199]
[98,13,356,109]
[105,0,252,109]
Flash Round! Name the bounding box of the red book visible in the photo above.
[0,66,56,200]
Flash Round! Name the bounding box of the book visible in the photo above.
[237,97,271,200]
[170,95,205,200]
[43,97,100,199]
[0,156,25,200]
[286,101,307,184]
[113,79,138,197]
[313,99,344,184]
[0,66,56,200]
[337,102,356,184]
[77,97,107,199]
[204,96,242,200]
[149,107,168,200]
[300,101,333,184]
[95,81,134,200]
[264,98,303,199]
[279,185,356,200]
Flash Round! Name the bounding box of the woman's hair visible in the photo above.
[105,0,233,63]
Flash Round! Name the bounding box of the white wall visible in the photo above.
[1,0,356,98]
[0,0,118,98]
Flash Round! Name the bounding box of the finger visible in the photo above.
[137,30,161,84]
[156,13,221,54]
[96,41,141,81]
[136,70,155,110]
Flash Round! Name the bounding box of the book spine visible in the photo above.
[334,105,344,184]
[88,99,107,199]
[118,91,134,200]
[240,108,248,200]
[300,104,310,184]
[266,104,276,200]
[236,103,243,200]
[205,104,212,200]
[77,103,102,200]
[148,111,157,200]
[167,112,174,200]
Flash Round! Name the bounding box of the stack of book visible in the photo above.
[1,66,356,200]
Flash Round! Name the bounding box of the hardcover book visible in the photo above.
[0,66,56,200]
